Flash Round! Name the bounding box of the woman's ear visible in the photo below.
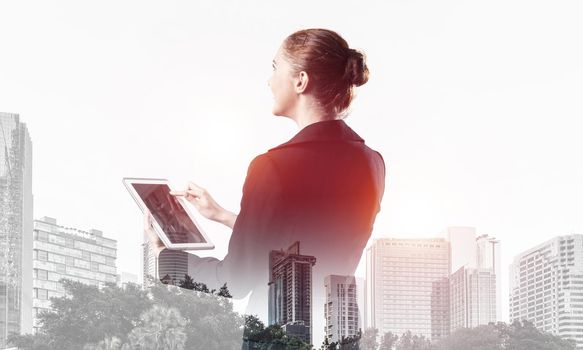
[295,71,309,94]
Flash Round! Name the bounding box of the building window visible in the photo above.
[91,262,100,272]
[36,231,48,242]
[106,257,115,266]
[36,288,48,300]
[37,250,48,261]
[36,269,48,281]
[56,263,66,274]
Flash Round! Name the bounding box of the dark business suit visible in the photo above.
[158,119,385,337]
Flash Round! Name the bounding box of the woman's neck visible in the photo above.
[292,101,337,129]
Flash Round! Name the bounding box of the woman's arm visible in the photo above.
[215,210,237,229]
[142,154,279,298]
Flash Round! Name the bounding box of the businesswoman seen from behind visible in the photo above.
[145,28,386,324]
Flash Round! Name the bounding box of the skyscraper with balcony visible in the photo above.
[268,241,316,344]
[510,234,583,348]
[365,238,451,340]
[32,217,117,333]
[0,112,33,346]
[324,275,359,344]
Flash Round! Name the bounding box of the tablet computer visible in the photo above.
[123,178,214,250]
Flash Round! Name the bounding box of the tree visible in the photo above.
[128,305,187,350]
[433,321,575,350]
[433,324,506,350]
[242,315,312,350]
[178,274,196,290]
[12,276,243,350]
[38,279,152,349]
[506,320,575,350]
[360,328,378,350]
[320,336,337,350]
[394,331,431,350]
[217,283,233,298]
[379,331,398,350]
[7,333,51,350]
[177,274,233,297]
[244,314,266,340]
[82,336,125,350]
[339,332,361,350]
[148,281,243,349]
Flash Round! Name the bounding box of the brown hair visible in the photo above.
[282,28,369,118]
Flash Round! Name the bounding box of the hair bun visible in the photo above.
[343,48,369,87]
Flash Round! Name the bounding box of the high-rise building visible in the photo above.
[510,234,583,348]
[142,241,156,287]
[324,275,359,344]
[446,227,501,331]
[142,241,188,287]
[450,266,497,330]
[32,217,117,333]
[268,241,316,344]
[0,112,33,346]
[476,234,501,321]
[365,238,450,340]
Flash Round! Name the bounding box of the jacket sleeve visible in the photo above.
[158,153,282,297]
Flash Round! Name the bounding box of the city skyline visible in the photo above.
[1,118,582,346]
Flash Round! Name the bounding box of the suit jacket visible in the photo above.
[158,119,385,318]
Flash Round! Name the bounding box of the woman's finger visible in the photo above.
[185,189,203,198]
[187,182,205,195]
[169,190,187,196]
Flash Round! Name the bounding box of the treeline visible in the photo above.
[8,275,242,350]
[7,276,576,350]
[8,275,313,350]
[338,322,575,350]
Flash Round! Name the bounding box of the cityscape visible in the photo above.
[2,111,582,349]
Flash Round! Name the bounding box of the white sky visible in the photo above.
[1,0,582,328]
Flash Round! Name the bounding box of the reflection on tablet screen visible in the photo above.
[132,183,204,244]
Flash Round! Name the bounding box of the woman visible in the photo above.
[145,28,385,344]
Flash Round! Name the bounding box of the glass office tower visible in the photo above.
[365,238,451,341]
[0,112,33,346]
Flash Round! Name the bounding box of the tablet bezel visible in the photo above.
[123,177,215,250]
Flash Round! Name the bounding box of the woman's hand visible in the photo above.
[170,182,237,229]
[143,210,166,257]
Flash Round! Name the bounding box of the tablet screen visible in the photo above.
[132,183,205,244]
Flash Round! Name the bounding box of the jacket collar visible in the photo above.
[269,119,364,152]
